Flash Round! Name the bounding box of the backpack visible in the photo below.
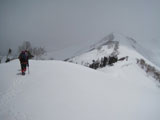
[20,52,27,62]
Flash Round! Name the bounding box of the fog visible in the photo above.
[0,0,160,55]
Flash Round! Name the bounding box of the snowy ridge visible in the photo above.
[67,33,159,69]
[0,60,160,120]
[89,33,136,50]
[67,33,160,84]
[0,33,160,120]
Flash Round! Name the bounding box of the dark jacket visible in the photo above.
[19,51,29,65]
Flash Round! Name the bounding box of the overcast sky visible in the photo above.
[0,0,160,55]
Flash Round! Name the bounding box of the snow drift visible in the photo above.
[0,59,160,120]
[0,33,160,120]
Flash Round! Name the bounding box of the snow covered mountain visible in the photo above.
[67,32,160,85]
[0,60,160,120]
[0,33,160,120]
[67,33,159,67]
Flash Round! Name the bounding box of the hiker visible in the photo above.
[18,50,29,75]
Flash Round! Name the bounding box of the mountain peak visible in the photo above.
[102,32,137,45]
[67,32,152,67]
[67,32,160,69]
[101,32,115,42]
[89,32,138,52]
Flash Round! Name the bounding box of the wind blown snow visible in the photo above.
[0,59,160,120]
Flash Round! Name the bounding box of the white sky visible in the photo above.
[0,0,160,54]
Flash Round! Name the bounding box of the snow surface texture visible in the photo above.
[0,33,160,120]
[0,59,160,120]
[68,33,160,69]
[68,32,160,84]
[68,33,160,67]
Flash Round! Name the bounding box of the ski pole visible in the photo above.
[28,66,30,74]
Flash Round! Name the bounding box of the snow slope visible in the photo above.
[68,33,160,69]
[0,59,160,120]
